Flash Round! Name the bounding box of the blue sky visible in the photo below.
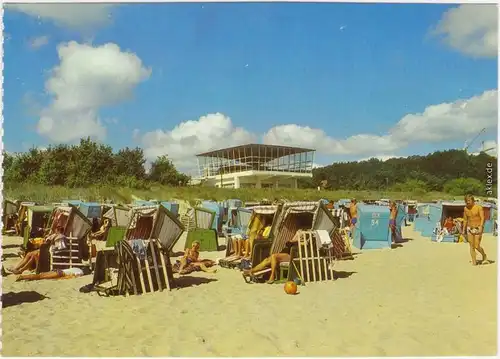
[3,3,498,171]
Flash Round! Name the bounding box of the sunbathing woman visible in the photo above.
[16,267,84,281]
[177,241,216,274]
[7,226,66,274]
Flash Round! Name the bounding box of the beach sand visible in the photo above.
[2,226,497,357]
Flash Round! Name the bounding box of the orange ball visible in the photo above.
[284,281,298,295]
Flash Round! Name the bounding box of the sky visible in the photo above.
[3,3,498,173]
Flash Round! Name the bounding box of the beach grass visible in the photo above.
[3,183,457,204]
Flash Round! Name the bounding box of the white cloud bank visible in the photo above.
[7,4,114,29]
[139,89,497,170]
[37,41,151,142]
[432,4,498,58]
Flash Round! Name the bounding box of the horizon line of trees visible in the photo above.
[2,138,190,189]
[301,149,497,197]
[2,138,497,197]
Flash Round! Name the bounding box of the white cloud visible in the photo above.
[29,35,49,49]
[140,89,497,171]
[432,5,498,58]
[263,125,400,156]
[140,113,256,168]
[263,89,497,156]
[390,90,497,143]
[37,41,151,143]
[7,4,114,29]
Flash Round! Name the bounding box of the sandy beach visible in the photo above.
[2,225,497,357]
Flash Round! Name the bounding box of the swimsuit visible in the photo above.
[351,218,357,225]
[389,219,396,231]
[467,226,481,235]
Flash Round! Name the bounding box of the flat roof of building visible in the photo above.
[196,143,315,160]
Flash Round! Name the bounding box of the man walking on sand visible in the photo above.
[463,194,489,266]
[349,199,358,238]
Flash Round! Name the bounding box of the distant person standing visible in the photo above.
[349,199,358,237]
[389,201,398,243]
[463,194,489,266]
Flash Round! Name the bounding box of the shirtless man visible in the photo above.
[463,194,489,266]
[349,199,358,238]
[389,201,398,243]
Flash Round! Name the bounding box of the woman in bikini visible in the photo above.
[177,241,216,274]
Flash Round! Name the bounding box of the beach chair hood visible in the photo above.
[51,206,92,239]
[103,205,131,227]
[127,205,185,252]
[3,200,18,216]
[270,201,337,255]
[194,207,216,229]
[152,205,185,252]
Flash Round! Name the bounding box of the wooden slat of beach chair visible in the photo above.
[298,236,306,283]
[149,240,163,292]
[329,252,334,280]
[144,254,154,292]
[307,232,317,282]
[156,240,170,291]
[136,256,146,294]
[121,241,139,295]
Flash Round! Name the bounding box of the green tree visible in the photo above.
[149,155,190,186]
[443,178,483,196]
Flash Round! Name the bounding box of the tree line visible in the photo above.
[3,138,496,197]
[2,138,190,189]
[305,149,496,196]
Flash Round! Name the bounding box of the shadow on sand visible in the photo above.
[175,276,218,289]
[333,271,357,280]
[478,259,496,265]
[2,291,50,308]
[2,244,19,250]
[341,252,362,261]
[391,237,413,249]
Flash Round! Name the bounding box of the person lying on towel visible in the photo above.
[242,233,300,284]
[175,241,217,275]
[7,226,67,275]
[16,267,84,282]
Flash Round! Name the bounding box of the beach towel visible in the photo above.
[314,230,333,248]
[172,259,215,274]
